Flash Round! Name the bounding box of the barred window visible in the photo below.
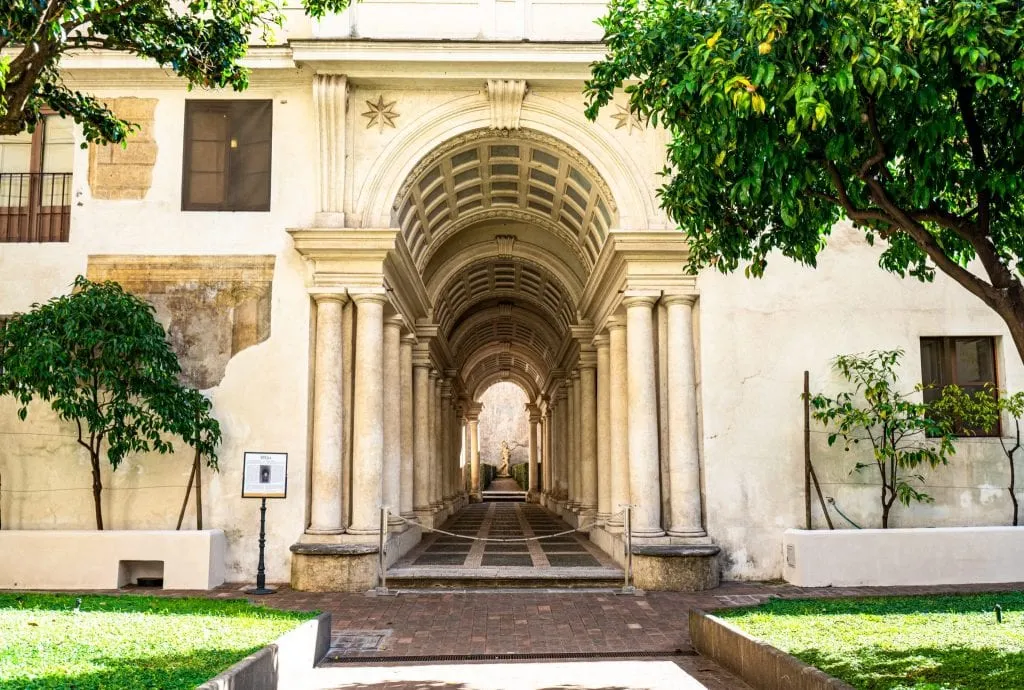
[182,100,272,212]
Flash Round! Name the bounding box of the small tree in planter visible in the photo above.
[810,349,956,528]
[0,276,221,530]
[932,385,1024,526]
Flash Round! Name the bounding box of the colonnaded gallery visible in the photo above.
[1,0,1021,592]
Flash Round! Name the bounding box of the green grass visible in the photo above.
[719,592,1024,689]
[0,593,314,689]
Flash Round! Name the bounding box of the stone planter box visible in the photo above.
[0,529,225,590]
[689,609,854,690]
[784,526,1024,587]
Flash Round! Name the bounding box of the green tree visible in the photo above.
[932,385,1024,526]
[585,1,1024,361]
[0,0,350,143]
[0,276,221,530]
[809,349,955,528]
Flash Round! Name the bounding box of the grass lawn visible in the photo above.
[0,592,314,689]
[719,592,1024,689]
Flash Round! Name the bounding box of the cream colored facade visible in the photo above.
[1,1,1023,588]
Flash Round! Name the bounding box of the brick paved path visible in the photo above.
[188,579,1024,689]
[27,577,1024,688]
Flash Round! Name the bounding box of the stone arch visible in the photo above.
[355,92,658,234]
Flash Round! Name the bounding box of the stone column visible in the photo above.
[399,334,416,517]
[527,404,540,495]
[568,370,580,509]
[607,317,628,530]
[307,293,346,534]
[440,378,452,506]
[467,407,481,499]
[348,293,387,535]
[665,295,706,537]
[428,370,440,508]
[382,315,403,526]
[556,386,570,501]
[540,396,551,498]
[413,351,431,514]
[624,295,665,538]
[594,334,611,522]
[578,352,597,517]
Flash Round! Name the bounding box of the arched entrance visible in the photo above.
[288,124,719,592]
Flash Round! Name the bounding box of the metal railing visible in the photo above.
[0,172,72,243]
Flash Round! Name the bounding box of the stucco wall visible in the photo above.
[0,79,318,584]
[699,223,1024,581]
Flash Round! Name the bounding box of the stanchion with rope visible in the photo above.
[375,505,399,596]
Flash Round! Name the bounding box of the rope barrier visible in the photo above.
[392,509,625,543]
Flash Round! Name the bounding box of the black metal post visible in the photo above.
[246,497,275,595]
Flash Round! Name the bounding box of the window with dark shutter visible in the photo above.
[921,336,999,436]
[182,100,272,211]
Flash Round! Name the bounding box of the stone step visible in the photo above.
[480,490,528,502]
[386,565,624,589]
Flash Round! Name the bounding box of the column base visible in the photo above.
[289,527,422,592]
[667,528,709,540]
[588,526,720,591]
[304,527,347,536]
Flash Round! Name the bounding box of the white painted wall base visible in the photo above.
[784,527,1024,587]
[0,530,226,590]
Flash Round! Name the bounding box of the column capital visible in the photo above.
[621,293,659,309]
[350,290,389,305]
[385,314,405,329]
[429,369,440,380]
[570,368,581,381]
[592,333,610,349]
[662,293,698,307]
[401,332,418,345]
[578,346,597,369]
[606,316,627,332]
[311,291,348,304]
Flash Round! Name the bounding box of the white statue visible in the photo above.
[498,440,511,477]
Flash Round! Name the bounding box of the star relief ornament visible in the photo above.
[610,104,644,135]
[363,95,400,132]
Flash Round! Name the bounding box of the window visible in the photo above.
[182,100,272,211]
[0,115,74,242]
[921,336,999,436]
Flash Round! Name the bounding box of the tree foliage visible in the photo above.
[932,384,1024,526]
[0,0,351,142]
[0,276,221,529]
[586,0,1024,361]
[809,349,955,528]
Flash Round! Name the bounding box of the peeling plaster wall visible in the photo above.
[699,222,1024,581]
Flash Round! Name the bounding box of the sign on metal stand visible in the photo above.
[241,451,288,595]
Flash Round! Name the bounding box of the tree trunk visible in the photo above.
[1009,451,1018,527]
[90,453,104,530]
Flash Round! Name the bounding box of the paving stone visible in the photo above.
[413,554,468,566]
[481,554,534,567]
[547,554,602,567]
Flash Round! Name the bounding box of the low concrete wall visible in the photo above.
[784,527,1024,587]
[0,529,225,590]
[689,610,854,690]
[197,612,331,690]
